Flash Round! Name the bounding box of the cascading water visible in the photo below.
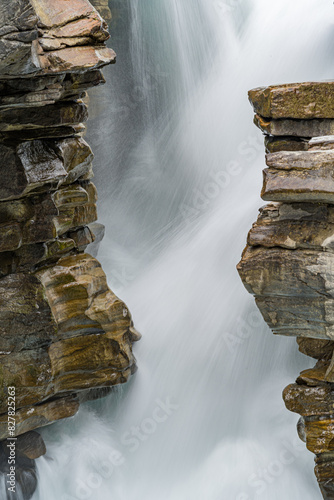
[32,0,334,498]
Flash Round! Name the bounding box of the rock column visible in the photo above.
[0,1,140,498]
[238,82,334,499]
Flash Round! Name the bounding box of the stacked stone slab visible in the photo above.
[238,82,334,499]
[0,1,140,498]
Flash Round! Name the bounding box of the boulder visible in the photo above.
[238,247,334,339]
[283,384,334,417]
[0,396,79,439]
[0,0,115,77]
[262,150,334,203]
[0,101,88,133]
[0,253,139,435]
[249,82,334,119]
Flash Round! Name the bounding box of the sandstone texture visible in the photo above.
[0,1,139,498]
[239,81,334,498]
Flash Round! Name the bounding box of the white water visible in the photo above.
[33,1,334,499]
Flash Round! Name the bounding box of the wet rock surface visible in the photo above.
[0,1,139,497]
[239,81,334,498]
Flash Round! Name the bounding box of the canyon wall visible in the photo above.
[238,83,334,499]
[0,1,140,497]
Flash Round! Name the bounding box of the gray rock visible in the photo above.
[254,114,334,137]
[262,150,334,203]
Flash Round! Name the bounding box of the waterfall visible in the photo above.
[33,0,334,498]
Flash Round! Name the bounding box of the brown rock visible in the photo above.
[36,253,134,342]
[238,246,334,339]
[0,254,139,422]
[0,181,97,255]
[0,273,57,352]
[0,71,105,108]
[0,0,38,77]
[0,101,88,133]
[30,0,103,29]
[283,383,334,417]
[0,134,93,202]
[254,113,334,137]
[265,136,309,153]
[0,348,53,412]
[297,337,334,361]
[39,45,116,73]
[0,396,79,439]
[46,15,109,42]
[249,82,334,119]
[297,363,329,386]
[264,136,334,154]
[90,0,112,23]
[0,124,86,141]
[238,246,334,299]
[304,419,334,454]
[0,0,115,78]
[315,453,334,499]
[261,150,334,203]
[49,335,132,393]
[15,431,46,460]
[6,227,94,273]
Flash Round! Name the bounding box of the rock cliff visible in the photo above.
[0,1,139,498]
[238,82,334,499]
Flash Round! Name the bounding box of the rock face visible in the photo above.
[90,0,112,23]
[0,1,139,498]
[238,82,334,499]
[249,82,334,119]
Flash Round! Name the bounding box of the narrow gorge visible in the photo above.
[238,83,334,499]
[0,1,139,497]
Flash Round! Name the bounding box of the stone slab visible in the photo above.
[249,82,334,119]
[262,150,334,203]
[254,114,334,137]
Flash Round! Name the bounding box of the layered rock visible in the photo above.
[90,0,112,23]
[0,1,139,498]
[238,82,334,498]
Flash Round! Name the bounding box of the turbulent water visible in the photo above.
[33,1,334,499]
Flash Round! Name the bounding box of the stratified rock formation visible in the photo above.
[0,1,139,498]
[238,82,334,499]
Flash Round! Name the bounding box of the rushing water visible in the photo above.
[33,1,334,499]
